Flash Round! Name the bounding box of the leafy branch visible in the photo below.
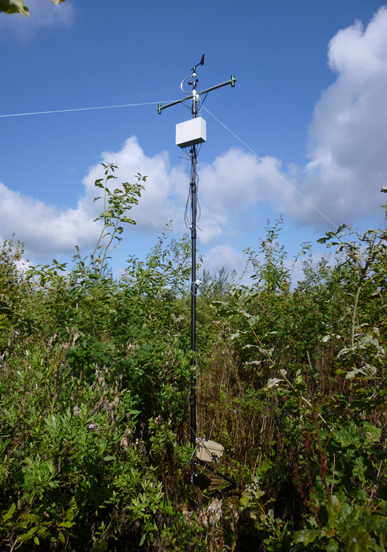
[0,0,65,17]
[88,163,146,273]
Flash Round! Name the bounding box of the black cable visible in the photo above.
[184,164,202,229]
[184,185,192,228]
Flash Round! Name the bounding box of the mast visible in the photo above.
[158,56,236,464]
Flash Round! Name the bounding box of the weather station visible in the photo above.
[158,56,238,493]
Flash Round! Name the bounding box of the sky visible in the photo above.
[1,0,387,283]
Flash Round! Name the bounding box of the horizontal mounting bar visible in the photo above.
[158,76,236,114]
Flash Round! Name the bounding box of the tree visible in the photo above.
[0,0,65,17]
[199,266,230,299]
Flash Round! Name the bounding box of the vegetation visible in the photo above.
[0,0,65,18]
[1,166,386,551]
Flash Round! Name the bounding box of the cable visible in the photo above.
[184,180,192,228]
[0,100,177,119]
[184,151,202,230]
[202,106,339,230]
[1,93,337,230]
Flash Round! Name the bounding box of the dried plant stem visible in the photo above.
[331,453,336,494]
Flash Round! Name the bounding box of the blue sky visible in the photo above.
[1,0,387,282]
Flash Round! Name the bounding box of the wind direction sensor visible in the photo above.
[158,57,238,491]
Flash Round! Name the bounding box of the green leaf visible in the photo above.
[333,422,359,447]
[2,503,16,522]
[121,216,136,224]
[18,526,39,542]
[65,497,77,521]
[0,0,29,16]
[293,529,321,545]
[239,491,251,508]
[265,378,282,389]
[352,456,367,483]
[90,543,108,552]
[347,530,373,552]
[327,495,342,522]
[327,539,339,552]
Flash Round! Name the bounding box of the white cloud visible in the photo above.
[83,137,188,235]
[0,137,189,259]
[0,181,99,259]
[0,0,74,40]
[198,151,284,224]
[202,244,245,276]
[298,6,387,226]
[287,7,387,226]
[2,8,387,261]
[198,7,387,232]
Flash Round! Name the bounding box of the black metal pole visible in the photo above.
[190,145,197,450]
[190,93,198,451]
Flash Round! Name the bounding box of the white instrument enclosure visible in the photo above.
[176,117,206,148]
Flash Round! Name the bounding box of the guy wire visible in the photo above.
[202,106,339,230]
[1,95,337,232]
[0,99,177,118]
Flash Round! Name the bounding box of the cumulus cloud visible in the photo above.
[2,7,387,264]
[0,0,74,40]
[198,150,285,226]
[199,7,387,232]
[83,137,188,235]
[299,6,387,226]
[78,138,228,247]
[202,244,245,276]
[0,182,99,259]
[0,137,188,259]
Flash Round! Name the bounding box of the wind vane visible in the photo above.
[158,57,238,490]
